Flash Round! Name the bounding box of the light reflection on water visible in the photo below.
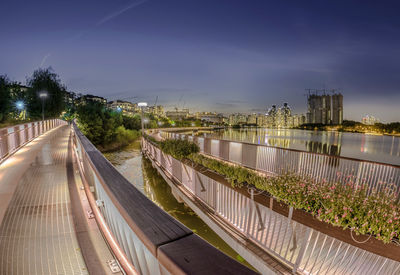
[206,128,400,165]
[104,141,253,270]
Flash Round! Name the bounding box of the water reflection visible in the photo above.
[209,128,399,165]
[306,141,341,156]
[104,141,253,270]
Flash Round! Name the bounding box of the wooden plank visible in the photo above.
[157,230,257,274]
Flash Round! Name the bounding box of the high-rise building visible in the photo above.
[307,92,343,125]
[247,113,257,125]
[228,113,247,125]
[266,105,277,127]
[362,115,379,125]
[277,103,291,128]
[331,94,343,125]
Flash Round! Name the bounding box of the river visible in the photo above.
[103,140,253,270]
[204,128,400,165]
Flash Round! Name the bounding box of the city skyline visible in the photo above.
[1,0,400,121]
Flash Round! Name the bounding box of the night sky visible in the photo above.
[1,0,399,121]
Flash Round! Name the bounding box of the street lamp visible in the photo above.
[138,102,147,134]
[39,92,48,121]
[16,100,25,120]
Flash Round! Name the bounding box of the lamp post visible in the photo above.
[39,92,48,121]
[138,102,147,134]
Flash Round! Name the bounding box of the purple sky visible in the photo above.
[1,0,399,121]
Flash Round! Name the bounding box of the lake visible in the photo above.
[205,128,400,166]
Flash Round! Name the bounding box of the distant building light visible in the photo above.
[138,102,147,107]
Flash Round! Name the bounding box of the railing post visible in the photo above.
[293,227,312,273]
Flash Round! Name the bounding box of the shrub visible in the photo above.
[115,126,140,145]
[147,136,400,243]
[188,153,400,244]
[159,139,199,160]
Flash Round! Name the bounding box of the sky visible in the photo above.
[1,0,399,121]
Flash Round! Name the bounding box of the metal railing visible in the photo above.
[161,131,400,199]
[143,138,400,275]
[71,124,255,275]
[0,119,67,162]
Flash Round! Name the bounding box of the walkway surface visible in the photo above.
[0,125,89,275]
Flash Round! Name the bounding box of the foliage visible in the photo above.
[76,101,140,151]
[123,115,141,131]
[185,152,400,243]
[0,75,11,122]
[25,68,66,119]
[114,126,140,148]
[159,139,199,160]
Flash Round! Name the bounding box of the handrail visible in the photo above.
[160,130,400,200]
[71,123,256,275]
[0,119,67,163]
[160,129,400,168]
[143,137,400,275]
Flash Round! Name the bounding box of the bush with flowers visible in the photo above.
[187,153,400,244]
[147,137,400,244]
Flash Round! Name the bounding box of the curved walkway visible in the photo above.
[0,125,88,275]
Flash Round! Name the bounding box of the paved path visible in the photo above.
[0,125,88,275]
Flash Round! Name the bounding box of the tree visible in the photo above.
[122,114,141,131]
[76,101,123,146]
[0,75,11,122]
[26,68,66,119]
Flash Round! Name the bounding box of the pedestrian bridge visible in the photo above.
[141,129,400,274]
[0,120,254,275]
[1,120,399,274]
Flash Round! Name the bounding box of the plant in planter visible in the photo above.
[147,136,400,244]
[159,139,199,160]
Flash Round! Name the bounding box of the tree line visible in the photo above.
[0,68,66,125]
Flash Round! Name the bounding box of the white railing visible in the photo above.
[143,138,400,275]
[161,132,400,199]
[0,119,67,162]
[72,124,255,275]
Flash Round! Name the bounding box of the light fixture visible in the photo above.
[39,92,48,98]
[16,101,24,110]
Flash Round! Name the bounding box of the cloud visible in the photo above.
[40,53,51,67]
[96,0,149,26]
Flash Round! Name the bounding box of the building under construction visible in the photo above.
[306,89,343,125]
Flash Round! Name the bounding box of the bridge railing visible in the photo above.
[161,131,400,199]
[0,119,66,163]
[71,123,255,275]
[143,138,400,275]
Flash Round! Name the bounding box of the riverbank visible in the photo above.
[296,121,400,137]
